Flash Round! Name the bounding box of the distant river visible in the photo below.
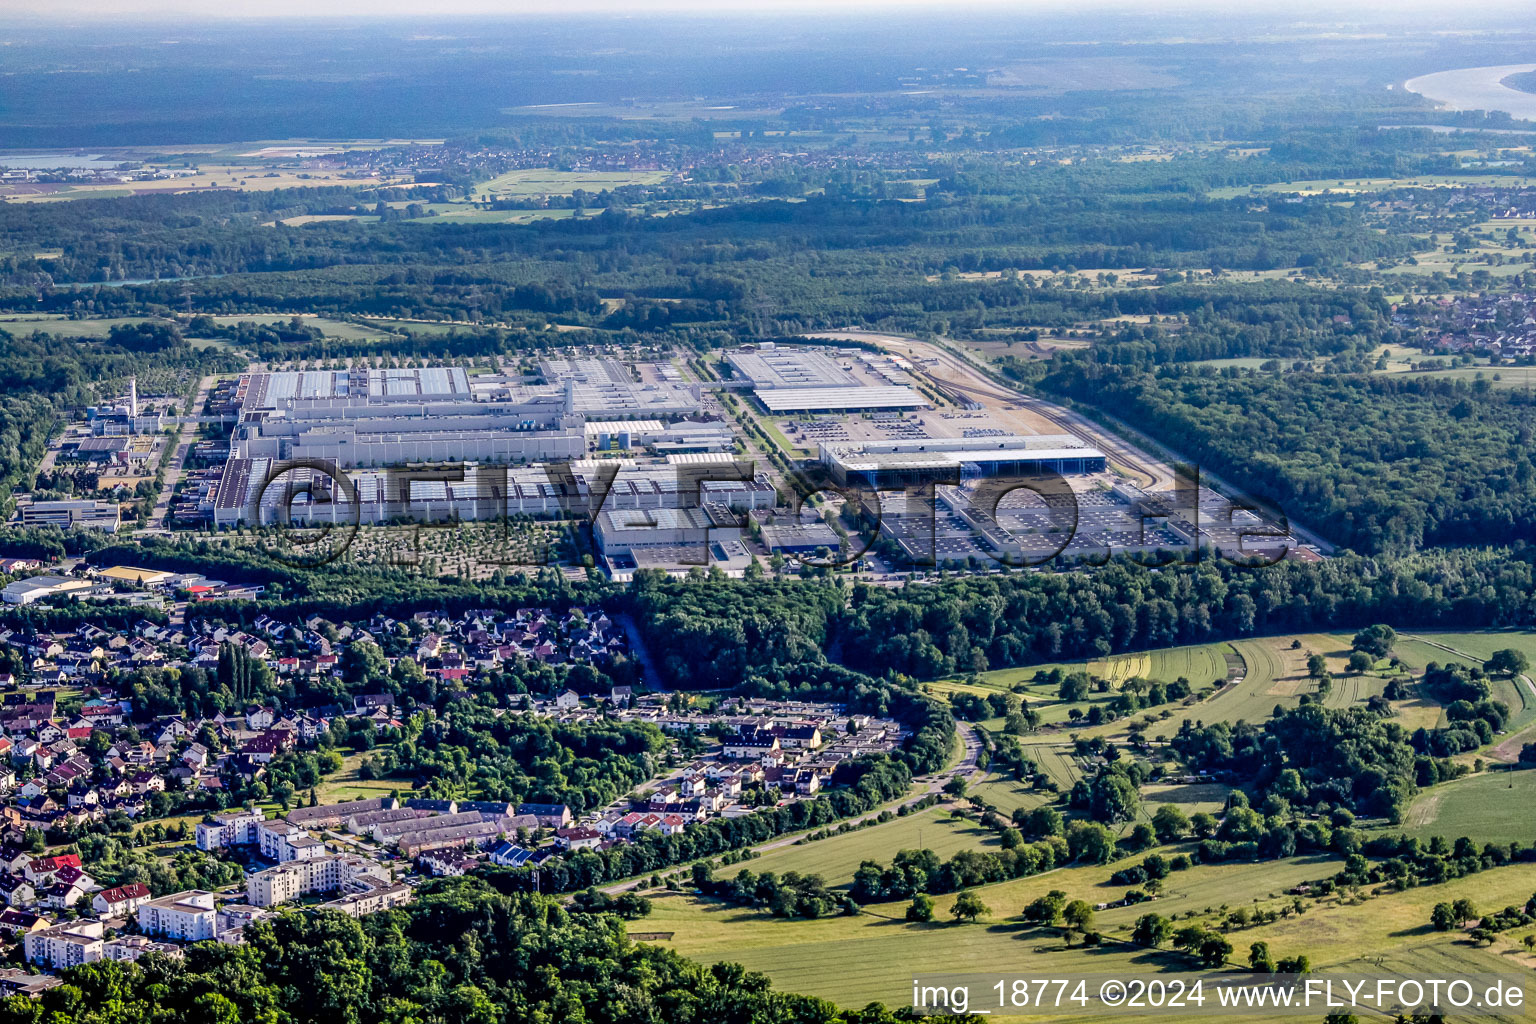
[0,153,125,170]
[1404,64,1536,121]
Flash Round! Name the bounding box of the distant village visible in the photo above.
[1396,291,1536,358]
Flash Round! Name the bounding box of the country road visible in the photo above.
[598,722,984,895]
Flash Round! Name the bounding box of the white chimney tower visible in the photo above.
[128,376,138,418]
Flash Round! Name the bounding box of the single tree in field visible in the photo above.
[1431,902,1457,931]
[1062,900,1094,945]
[1189,811,1219,838]
[1198,934,1234,967]
[1484,648,1530,678]
[1451,898,1479,927]
[1306,653,1328,679]
[906,893,935,923]
[1151,804,1188,843]
[1248,941,1276,973]
[1347,651,1374,675]
[1351,624,1396,659]
[1132,913,1171,948]
[950,890,990,924]
[1023,890,1067,925]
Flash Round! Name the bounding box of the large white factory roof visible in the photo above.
[725,347,858,389]
[819,433,1105,473]
[243,368,471,409]
[828,447,1105,474]
[754,386,926,412]
[584,420,665,435]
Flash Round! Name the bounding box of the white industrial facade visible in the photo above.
[754,386,926,413]
[211,365,723,526]
[212,458,776,527]
[819,434,1108,488]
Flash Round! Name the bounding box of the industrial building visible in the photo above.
[725,346,859,389]
[230,368,585,468]
[474,358,703,419]
[1,575,104,606]
[758,520,843,555]
[725,344,927,413]
[593,505,744,558]
[19,500,121,533]
[208,363,725,526]
[584,419,735,455]
[818,434,1107,489]
[88,376,164,436]
[211,457,775,528]
[753,386,925,414]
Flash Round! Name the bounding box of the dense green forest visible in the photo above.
[1039,363,1536,553]
[628,552,1536,682]
[0,133,1495,334]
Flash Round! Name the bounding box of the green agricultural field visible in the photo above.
[931,642,1233,736]
[473,168,671,201]
[737,806,999,887]
[1403,769,1536,845]
[938,643,1230,696]
[966,770,1053,819]
[644,851,1342,1020]
[1138,637,1301,742]
[358,318,470,336]
[1141,782,1231,817]
[1239,860,1536,973]
[0,314,179,337]
[422,206,593,225]
[1012,740,1085,790]
[202,313,404,343]
[1394,631,1536,754]
[1392,367,1536,390]
[306,752,409,806]
[1395,630,1536,671]
[1209,174,1536,199]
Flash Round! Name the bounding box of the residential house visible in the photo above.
[92,882,151,917]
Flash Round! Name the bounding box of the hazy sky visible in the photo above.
[3,0,1510,19]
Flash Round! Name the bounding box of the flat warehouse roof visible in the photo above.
[833,447,1107,472]
[754,386,925,412]
[584,420,665,435]
[98,566,175,584]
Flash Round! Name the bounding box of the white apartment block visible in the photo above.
[195,809,264,851]
[245,854,388,908]
[257,819,326,862]
[137,891,219,941]
[24,920,104,969]
[323,882,413,918]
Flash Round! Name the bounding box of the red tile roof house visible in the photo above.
[239,731,294,763]
[23,853,80,884]
[92,882,151,916]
